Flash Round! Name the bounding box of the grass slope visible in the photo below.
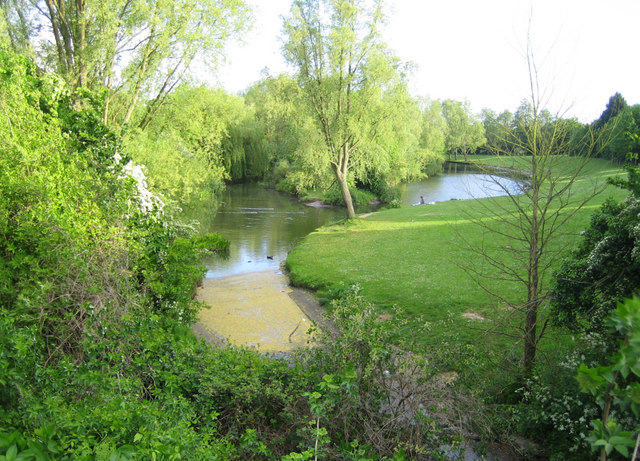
[286,158,625,361]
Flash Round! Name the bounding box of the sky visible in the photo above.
[211,0,640,123]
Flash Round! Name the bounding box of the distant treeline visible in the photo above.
[124,81,640,210]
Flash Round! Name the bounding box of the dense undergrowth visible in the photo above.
[0,49,488,460]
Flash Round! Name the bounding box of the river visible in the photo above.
[399,172,523,206]
[197,173,522,278]
[198,183,345,279]
[194,182,344,351]
[192,173,519,352]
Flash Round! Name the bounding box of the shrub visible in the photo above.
[553,164,640,337]
[576,296,640,460]
[290,286,486,459]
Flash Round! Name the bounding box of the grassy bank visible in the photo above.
[286,157,626,369]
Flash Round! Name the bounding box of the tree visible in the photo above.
[593,92,628,130]
[123,85,249,205]
[2,0,250,127]
[596,107,639,163]
[464,41,604,375]
[356,81,433,191]
[0,0,36,56]
[245,74,326,193]
[553,163,640,337]
[481,108,513,156]
[283,0,403,219]
[419,99,446,163]
[442,99,485,161]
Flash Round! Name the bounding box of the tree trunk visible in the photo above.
[524,239,540,375]
[335,143,356,219]
[523,297,538,375]
[336,168,356,219]
[76,0,87,88]
[524,157,541,375]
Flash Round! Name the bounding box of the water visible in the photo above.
[399,172,522,206]
[197,174,522,278]
[199,183,344,278]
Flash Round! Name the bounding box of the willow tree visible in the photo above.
[442,99,486,161]
[2,0,249,127]
[283,0,402,219]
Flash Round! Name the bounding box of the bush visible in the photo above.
[552,164,640,337]
[290,286,486,459]
[323,185,377,207]
[0,50,245,459]
[577,296,640,460]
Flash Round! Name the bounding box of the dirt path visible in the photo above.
[193,270,328,353]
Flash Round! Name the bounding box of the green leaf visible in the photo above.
[614,444,629,457]
[608,435,634,446]
[5,444,17,461]
[343,366,357,380]
[628,383,640,404]
[576,363,606,392]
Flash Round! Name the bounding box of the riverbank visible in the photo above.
[285,158,625,354]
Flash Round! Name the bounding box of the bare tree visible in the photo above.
[461,33,606,375]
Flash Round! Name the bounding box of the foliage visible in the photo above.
[597,108,640,163]
[552,163,640,336]
[290,287,483,459]
[481,108,513,156]
[590,93,640,163]
[442,99,485,160]
[417,99,447,173]
[246,74,331,194]
[593,93,629,131]
[514,334,605,459]
[576,296,640,460]
[321,184,377,207]
[1,0,250,127]
[283,0,419,218]
[249,72,434,202]
[123,85,270,207]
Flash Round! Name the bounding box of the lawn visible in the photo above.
[286,157,626,369]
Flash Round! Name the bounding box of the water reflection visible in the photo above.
[399,172,523,206]
[198,183,344,278]
[196,174,522,278]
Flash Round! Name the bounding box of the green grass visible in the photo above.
[286,157,627,366]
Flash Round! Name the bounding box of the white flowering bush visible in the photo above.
[515,332,613,459]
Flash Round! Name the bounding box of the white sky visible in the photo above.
[211,0,640,123]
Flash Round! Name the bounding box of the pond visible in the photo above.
[399,172,523,206]
[196,173,522,278]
